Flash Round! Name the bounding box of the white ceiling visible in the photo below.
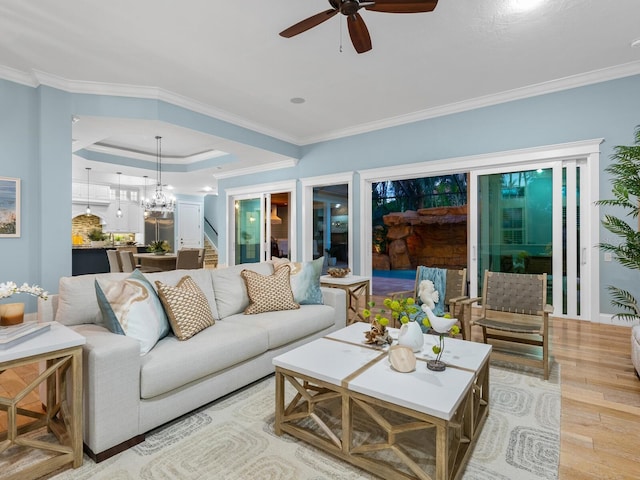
[2,0,640,194]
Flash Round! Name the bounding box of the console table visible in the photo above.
[0,322,85,480]
[320,275,370,324]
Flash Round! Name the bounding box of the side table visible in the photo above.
[320,274,370,324]
[0,322,85,480]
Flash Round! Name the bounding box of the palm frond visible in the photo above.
[607,286,640,320]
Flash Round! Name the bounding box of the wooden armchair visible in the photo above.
[471,270,553,379]
[390,266,470,338]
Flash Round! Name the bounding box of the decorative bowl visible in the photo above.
[327,267,350,278]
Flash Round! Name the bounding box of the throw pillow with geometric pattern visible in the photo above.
[241,264,300,315]
[155,276,215,340]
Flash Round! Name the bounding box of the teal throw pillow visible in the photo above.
[95,269,170,355]
[275,257,324,305]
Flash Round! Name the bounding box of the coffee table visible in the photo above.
[273,323,491,480]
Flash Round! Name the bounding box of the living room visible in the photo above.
[1,1,640,479]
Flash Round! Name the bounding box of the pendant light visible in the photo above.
[143,136,175,213]
[270,205,282,224]
[141,175,150,218]
[116,172,123,218]
[85,167,92,216]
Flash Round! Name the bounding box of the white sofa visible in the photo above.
[38,262,347,461]
[632,325,640,377]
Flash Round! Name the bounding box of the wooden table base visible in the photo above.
[0,346,83,480]
[275,360,489,480]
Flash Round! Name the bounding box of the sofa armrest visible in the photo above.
[37,294,58,323]
[71,324,142,456]
[321,287,347,329]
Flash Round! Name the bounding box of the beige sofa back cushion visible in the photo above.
[211,262,273,319]
[57,272,130,326]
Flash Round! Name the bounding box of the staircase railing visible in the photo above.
[204,216,218,248]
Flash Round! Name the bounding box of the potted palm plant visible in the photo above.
[597,125,640,321]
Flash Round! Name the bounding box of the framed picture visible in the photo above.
[0,177,20,238]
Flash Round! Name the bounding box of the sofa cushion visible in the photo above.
[273,257,324,305]
[211,262,273,319]
[241,265,300,315]
[95,270,170,355]
[57,272,130,326]
[224,304,336,350]
[145,269,219,320]
[139,321,269,399]
[155,276,215,340]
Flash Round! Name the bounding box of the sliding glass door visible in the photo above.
[471,159,590,318]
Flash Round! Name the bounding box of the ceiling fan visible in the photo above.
[279,0,438,54]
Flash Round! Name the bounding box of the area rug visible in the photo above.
[5,363,560,480]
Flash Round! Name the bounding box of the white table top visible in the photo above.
[320,274,370,286]
[326,322,492,372]
[275,323,492,420]
[0,321,86,364]
[272,337,384,387]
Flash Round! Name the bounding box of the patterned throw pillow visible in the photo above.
[241,265,300,314]
[155,276,215,341]
[274,257,324,305]
[95,269,170,355]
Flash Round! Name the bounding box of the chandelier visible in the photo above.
[143,136,175,213]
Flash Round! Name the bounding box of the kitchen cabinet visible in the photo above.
[104,202,142,233]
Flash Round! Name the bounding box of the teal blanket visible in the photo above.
[416,266,447,316]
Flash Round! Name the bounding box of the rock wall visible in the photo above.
[375,206,467,271]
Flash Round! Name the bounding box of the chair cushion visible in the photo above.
[241,265,300,314]
[155,276,215,340]
[95,269,170,355]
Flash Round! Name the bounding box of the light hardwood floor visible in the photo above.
[2,314,639,479]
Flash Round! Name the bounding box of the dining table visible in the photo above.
[133,252,178,271]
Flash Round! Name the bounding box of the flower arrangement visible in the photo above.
[0,282,48,301]
[147,240,170,254]
[363,297,420,326]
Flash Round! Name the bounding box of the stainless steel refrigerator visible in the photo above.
[144,211,175,250]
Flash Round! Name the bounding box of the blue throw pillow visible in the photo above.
[95,269,170,355]
[275,257,324,305]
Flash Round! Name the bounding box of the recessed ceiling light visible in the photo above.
[290,97,305,104]
[511,0,544,12]
[203,186,212,192]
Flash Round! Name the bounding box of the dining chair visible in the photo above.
[176,249,201,269]
[106,249,122,272]
[118,250,162,273]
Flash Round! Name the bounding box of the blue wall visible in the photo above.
[1,74,639,315]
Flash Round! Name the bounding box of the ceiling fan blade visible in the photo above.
[279,9,339,38]
[347,13,372,54]
[364,0,438,14]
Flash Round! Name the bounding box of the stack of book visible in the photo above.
[0,322,50,350]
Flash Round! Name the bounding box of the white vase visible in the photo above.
[398,321,424,352]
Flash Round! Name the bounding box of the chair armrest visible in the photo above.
[544,304,554,314]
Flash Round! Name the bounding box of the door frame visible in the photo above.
[300,173,353,267]
[226,180,297,266]
[359,139,602,321]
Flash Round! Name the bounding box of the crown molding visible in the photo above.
[213,158,297,180]
[0,67,300,145]
[299,61,640,145]
[2,61,640,147]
